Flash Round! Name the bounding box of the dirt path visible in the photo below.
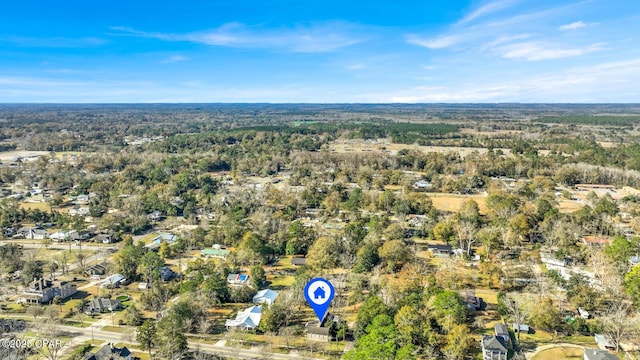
[525,343,585,359]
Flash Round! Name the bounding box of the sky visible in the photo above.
[1,0,639,103]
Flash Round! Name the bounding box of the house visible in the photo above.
[291,257,307,266]
[481,335,508,360]
[594,334,615,351]
[578,308,591,319]
[200,247,231,259]
[85,262,107,276]
[414,180,433,190]
[225,305,262,330]
[85,298,122,313]
[75,194,90,203]
[152,233,176,244]
[227,273,250,287]
[19,227,48,240]
[512,323,530,334]
[494,324,510,346]
[427,244,453,257]
[83,343,132,360]
[583,348,618,360]
[99,274,127,289]
[69,207,90,217]
[95,234,112,244]
[147,211,163,221]
[18,279,77,304]
[582,236,613,246]
[159,266,177,282]
[253,289,279,306]
[578,308,590,319]
[540,253,570,268]
[306,323,331,342]
[49,231,70,242]
[306,313,337,342]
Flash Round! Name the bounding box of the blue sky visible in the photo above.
[1,0,639,103]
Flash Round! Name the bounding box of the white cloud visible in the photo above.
[406,34,467,49]
[495,41,605,61]
[385,58,640,103]
[0,36,106,48]
[559,21,588,31]
[161,55,188,64]
[459,0,518,24]
[111,22,363,53]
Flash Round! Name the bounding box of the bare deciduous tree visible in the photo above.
[601,301,640,352]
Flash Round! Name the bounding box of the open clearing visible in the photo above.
[530,346,584,360]
[426,192,488,214]
[327,138,513,158]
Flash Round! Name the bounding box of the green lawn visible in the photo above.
[531,347,583,360]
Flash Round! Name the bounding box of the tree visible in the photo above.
[499,293,528,343]
[250,265,266,289]
[529,298,566,336]
[75,252,88,276]
[28,305,45,321]
[625,265,640,308]
[114,242,145,281]
[157,313,188,358]
[394,305,423,346]
[606,236,637,273]
[21,260,43,286]
[354,296,391,340]
[600,300,640,352]
[431,290,466,332]
[53,296,62,312]
[353,242,380,273]
[123,304,143,326]
[345,314,398,360]
[138,251,164,285]
[442,324,473,360]
[378,239,412,272]
[260,301,294,334]
[306,236,341,270]
[137,319,157,357]
[433,220,455,244]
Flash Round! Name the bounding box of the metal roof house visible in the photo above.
[253,289,279,306]
[225,305,262,330]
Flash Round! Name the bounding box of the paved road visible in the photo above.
[0,315,325,360]
[56,323,326,360]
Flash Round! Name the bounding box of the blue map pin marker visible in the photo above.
[304,278,335,323]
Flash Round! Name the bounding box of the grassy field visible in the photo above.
[425,193,489,214]
[327,138,513,158]
[19,202,51,211]
[531,346,584,360]
[558,199,583,213]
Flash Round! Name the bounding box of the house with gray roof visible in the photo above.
[83,343,132,360]
[481,335,508,360]
[583,348,618,360]
[85,298,122,313]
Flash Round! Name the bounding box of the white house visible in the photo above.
[253,289,279,306]
[225,305,262,330]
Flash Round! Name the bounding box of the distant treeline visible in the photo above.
[536,115,640,126]
[227,122,459,144]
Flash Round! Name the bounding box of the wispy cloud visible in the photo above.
[161,55,188,64]
[559,21,588,31]
[111,22,363,53]
[406,34,469,49]
[459,0,518,24]
[0,36,106,48]
[495,41,605,61]
[387,58,640,103]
